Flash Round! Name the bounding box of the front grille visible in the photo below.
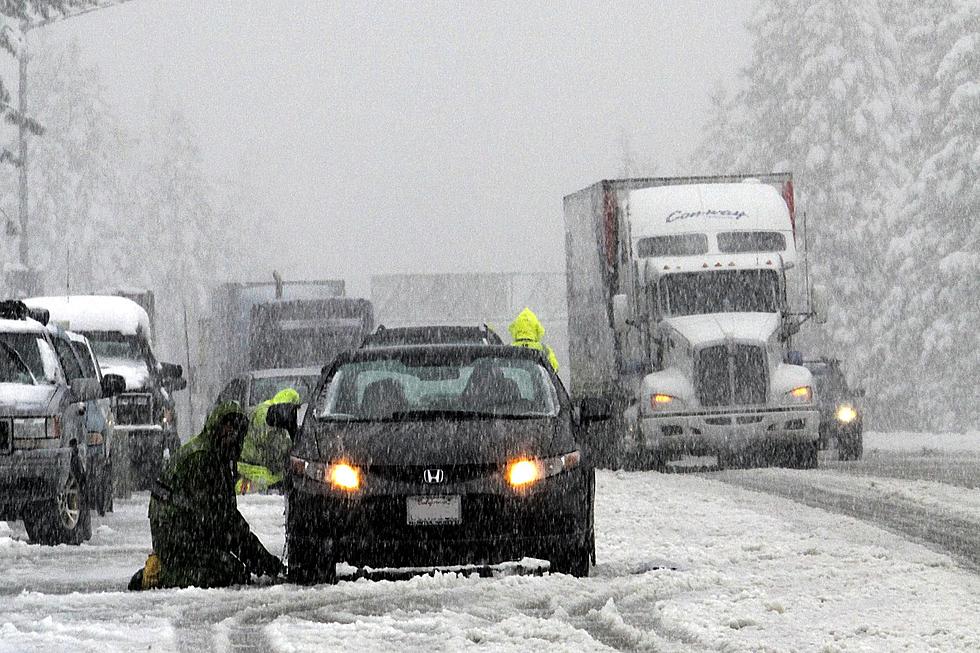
[368,464,501,486]
[115,393,154,425]
[696,344,767,407]
[0,419,11,454]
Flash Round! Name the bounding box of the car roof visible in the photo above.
[362,325,503,347]
[0,317,47,335]
[338,343,546,365]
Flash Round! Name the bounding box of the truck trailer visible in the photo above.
[564,174,826,469]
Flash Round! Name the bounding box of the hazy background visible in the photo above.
[27,0,753,293]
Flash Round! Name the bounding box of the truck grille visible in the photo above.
[696,344,767,407]
[115,393,154,426]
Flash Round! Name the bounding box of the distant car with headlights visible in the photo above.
[214,366,322,412]
[804,358,865,460]
[271,344,606,584]
[0,300,124,545]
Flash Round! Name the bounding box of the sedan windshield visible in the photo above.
[315,354,559,421]
[660,269,780,316]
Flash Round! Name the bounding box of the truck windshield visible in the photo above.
[315,354,558,421]
[660,269,780,316]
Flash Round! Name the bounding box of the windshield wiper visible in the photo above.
[387,410,544,421]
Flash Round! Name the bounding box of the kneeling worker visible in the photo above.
[130,402,284,589]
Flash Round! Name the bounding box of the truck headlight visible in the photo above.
[505,451,581,488]
[783,386,813,404]
[650,394,685,411]
[835,404,858,423]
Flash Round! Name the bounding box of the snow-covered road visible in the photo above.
[2,431,979,652]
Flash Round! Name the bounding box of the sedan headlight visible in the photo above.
[835,404,858,423]
[649,394,685,412]
[783,386,813,404]
[15,417,58,439]
[505,451,581,488]
[290,456,361,492]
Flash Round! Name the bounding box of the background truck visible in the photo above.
[197,278,373,423]
[564,174,826,469]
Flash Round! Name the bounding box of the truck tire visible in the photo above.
[838,433,863,461]
[23,459,92,545]
[788,441,818,469]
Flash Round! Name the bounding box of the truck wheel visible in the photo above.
[23,460,92,545]
[790,442,818,469]
[838,434,864,461]
[287,540,337,585]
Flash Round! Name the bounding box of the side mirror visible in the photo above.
[786,350,804,366]
[612,294,631,333]
[854,388,866,398]
[70,378,103,403]
[101,373,127,398]
[578,397,612,424]
[811,284,828,324]
[267,403,299,437]
[160,362,183,379]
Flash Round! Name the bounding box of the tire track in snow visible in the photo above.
[714,470,980,571]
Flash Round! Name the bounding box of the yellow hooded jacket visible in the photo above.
[508,307,559,373]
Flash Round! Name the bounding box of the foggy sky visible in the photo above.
[34,1,752,293]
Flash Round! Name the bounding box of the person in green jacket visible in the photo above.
[509,307,560,373]
[236,388,301,494]
[131,401,284,589]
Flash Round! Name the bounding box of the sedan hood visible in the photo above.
[0,383,60,416]
[312,417,560,466]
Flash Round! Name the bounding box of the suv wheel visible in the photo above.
[549,537,591,577]
[24,459,92,545]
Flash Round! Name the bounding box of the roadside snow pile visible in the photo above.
[866,430,980,452]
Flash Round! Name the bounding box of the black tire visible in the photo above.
[838,433,864,461]
[788,441,818,469]
[286,539,338,585]
[23,459,92,545]
[549,538,591,577]
[100,454,114,514]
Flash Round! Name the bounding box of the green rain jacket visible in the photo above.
[509,307,560,373]
[237,388,300,491]
[148,402,281,588]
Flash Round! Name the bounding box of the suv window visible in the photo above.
[52,337,85,381]
[0,342,35,384]
[71,341,99,379]
[0,333,63,384]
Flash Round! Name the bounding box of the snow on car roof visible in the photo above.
[24,296,151,338]
[0,317,48,335]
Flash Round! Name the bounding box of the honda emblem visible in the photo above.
[422,468,445,484]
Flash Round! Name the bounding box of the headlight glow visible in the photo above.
[327,462,360,490]
[650,394,684,411]
[835,404,858,423]
[785,386,813,403]
[506,451,581,489]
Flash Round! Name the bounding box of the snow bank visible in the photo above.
[25,296,151,337]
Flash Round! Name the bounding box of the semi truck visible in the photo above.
[564,174,827,469]
[197,278,373,423]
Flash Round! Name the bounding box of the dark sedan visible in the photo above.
[805,358,866,460]
[272,344,606,584]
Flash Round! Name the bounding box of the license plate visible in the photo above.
[406,495,461,525]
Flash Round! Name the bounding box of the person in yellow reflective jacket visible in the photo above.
[508,307,559,373]
[236,388,301,494]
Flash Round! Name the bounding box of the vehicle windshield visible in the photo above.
[85,332,146,362]
[0,333,63,384]
[314,353,559,421]
[0,341,36,384]
[250,326,363,370]
[250,374,320,405]
[660,269,780,316]
[808,364,849,399]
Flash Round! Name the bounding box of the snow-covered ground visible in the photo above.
[3,433,980,652]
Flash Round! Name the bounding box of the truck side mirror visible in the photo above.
[160,362,183,379]
[811,284,828,324]
[267,403,299,437]
[101,373,127,398]
[854,388,866,398]
[612,294,631,333]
